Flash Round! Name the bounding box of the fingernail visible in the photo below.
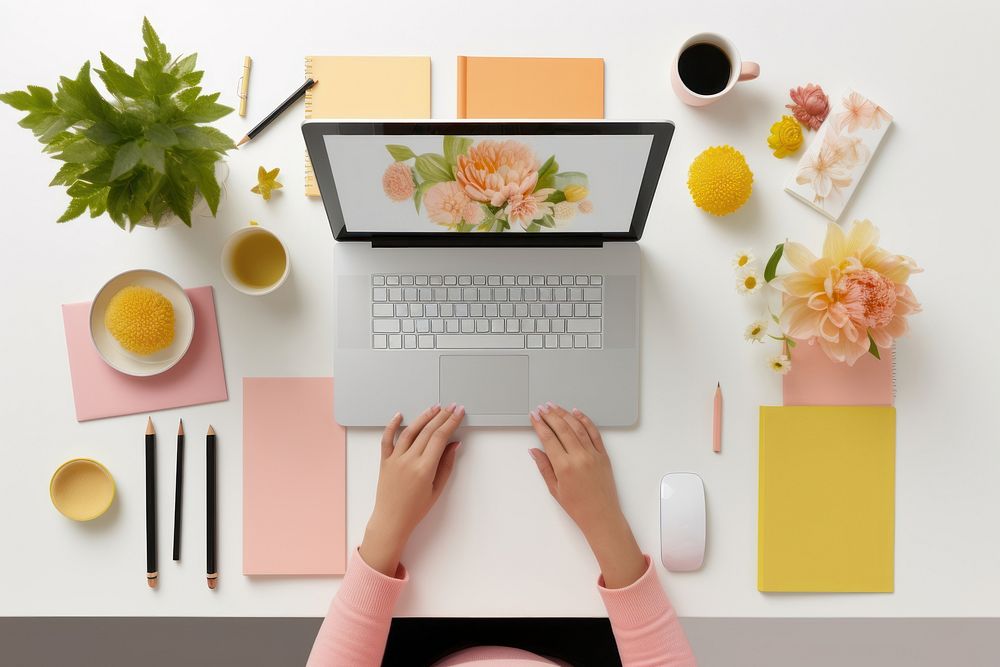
[529,409,539,421]
[446,402,456,411]
[571,407,580,415]
[455,405,465,418]
[432,403,441,411]
[392,411,402,420]
[453,440,462,450]
[538,403,550,414]
[528,449,539,461]
[546,401,556,410]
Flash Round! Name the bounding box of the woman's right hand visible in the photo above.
[528,403,647,589]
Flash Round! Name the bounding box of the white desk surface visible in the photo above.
[2,0,997,618]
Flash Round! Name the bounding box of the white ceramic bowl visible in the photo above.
[89,270,195,377]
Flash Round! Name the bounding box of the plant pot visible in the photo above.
[133,161,230,230]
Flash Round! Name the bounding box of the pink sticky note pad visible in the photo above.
[243,378,346,576]
[62,286,228,421]
[783,339,894,406]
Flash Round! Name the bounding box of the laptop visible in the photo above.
[302,120,674,427]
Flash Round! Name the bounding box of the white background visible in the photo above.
[0,0,997,618]
[325,133,651,233]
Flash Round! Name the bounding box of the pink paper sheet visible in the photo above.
[62,286,228,421]
[243,378,346,576]
[782,339,894,406]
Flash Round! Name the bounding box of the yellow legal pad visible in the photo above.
[758,406,896,592]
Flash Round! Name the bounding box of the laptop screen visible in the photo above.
[321,132,655,234]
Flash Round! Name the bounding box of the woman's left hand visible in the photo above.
[360,403,465,576]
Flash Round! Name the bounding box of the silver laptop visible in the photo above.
[302,120,674,427]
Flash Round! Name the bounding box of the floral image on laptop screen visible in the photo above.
[380,136,592,233]
[323,132,653,234]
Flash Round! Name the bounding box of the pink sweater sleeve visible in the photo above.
[305,550,407,667]
[597,556,698,667]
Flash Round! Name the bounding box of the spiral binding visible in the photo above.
[304,58,318,196]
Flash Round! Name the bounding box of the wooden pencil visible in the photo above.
[206,425,218,590]
[145,417,158,588]
[172,419,184,561]
[236,78,317,147]
[713,383,723,453]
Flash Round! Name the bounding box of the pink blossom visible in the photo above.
[455,140,539,207]
[424,181,476,228]
[787,84,829,131]
[504,189,555,228]
[382,162,415,201]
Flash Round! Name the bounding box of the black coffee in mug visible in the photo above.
[677,43,732,96]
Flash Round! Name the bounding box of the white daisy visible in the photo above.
[767,354,792,374]
[732,249,755,270]
[744,320,768,343]
[736,267,762,295]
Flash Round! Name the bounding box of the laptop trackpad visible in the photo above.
[440,355,529,415]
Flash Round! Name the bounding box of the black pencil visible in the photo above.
[236,78,317,147]
[172,419,184,561]
[206,425,218,590]
[145,417,157,589]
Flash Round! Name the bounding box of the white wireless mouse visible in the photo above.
[660,472,706,572]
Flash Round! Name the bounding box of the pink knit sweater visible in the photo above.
[306,550,697,666]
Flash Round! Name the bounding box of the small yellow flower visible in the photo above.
[251,166,283,201]
[745,320,768,343]
[736,268,762,295]
[732,249,755,270]
[563,185,589,202]
[767,116,803,158]
[687,145,753,216]
[768,354,792,374]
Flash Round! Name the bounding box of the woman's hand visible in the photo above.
[360,404,465,576]
[529,403,646,588]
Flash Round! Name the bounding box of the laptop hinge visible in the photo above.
[370,237,604,249]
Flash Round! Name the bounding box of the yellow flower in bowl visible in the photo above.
[767,116,803,158]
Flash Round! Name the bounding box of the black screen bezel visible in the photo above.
[301,120,674,246]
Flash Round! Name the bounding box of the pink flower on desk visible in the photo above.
[772,220,922,365]
[786,84,830,131]
[456,140,539,206]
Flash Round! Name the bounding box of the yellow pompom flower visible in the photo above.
[687,146,754,216]
[767,115,803,158]
[104,286,175,356]
[563,185,589,202]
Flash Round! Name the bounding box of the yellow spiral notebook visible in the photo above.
[304,56,431,196]
[758,406,896,592]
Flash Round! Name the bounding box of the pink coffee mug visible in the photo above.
[671,33,759,107]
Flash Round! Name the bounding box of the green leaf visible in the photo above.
[175,86,201,109]
[34,115,73,143]
[84,121,121,145]
[553,171,587,190]
[56,139,104,163]
[386,144,416,162]
[67,179,104,198]
[57,197,89,223]
[443,136,472,165]
[181,70,203,87]
[546,190,566,204]
[146,123,177,147]
[192,160,221,215]
[97,53,146,99]
[139,142,165,173]
[175,125,234,151]
[525,223,540,233]
[537,155,558,180]
[0,90,35,111]
[141,17,170,65]
[78,160,114,185]
[49,162,87,186]
[56,62,115,122]
[106,182,131,226]
[764,243,784,282]
[183,96,233,123]
[88,189,109,218]
[170,53,198,77]
[414,153,452,183]
[536,214,555,229]
[135,59,181,97]
[413,179,434,214]
[164,163,194,226]
[110,141,141,179]
[867,332,881,360]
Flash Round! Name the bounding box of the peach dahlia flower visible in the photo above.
[455,140,539,207]
[382,161,415,201]
[424,181,480,228]
[772,220,921,365]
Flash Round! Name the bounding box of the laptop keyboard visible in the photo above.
[371,274,604,350]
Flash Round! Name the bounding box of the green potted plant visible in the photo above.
[1,18,234,229]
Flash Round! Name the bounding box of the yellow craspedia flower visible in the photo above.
[687,146,754,216]
[104,286,175,356]
[563,185,589,202]
[767,115,803,158]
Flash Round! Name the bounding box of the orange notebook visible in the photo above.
[457,56,604,118]
[782,340,895,406]
[243,378,346,575]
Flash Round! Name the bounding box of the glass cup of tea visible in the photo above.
[671,33,759,107]
[221,223,290,295]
